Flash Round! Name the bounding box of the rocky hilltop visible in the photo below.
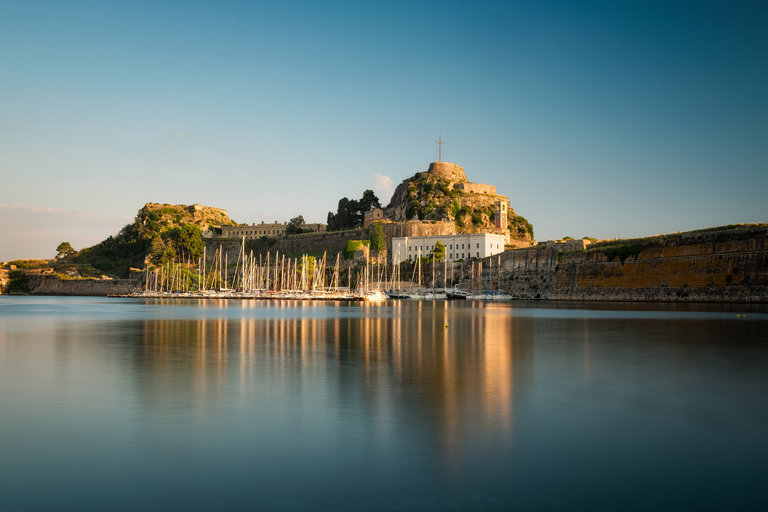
[137,203,235,233]
[69,203,237,278]
[384,162,534,244]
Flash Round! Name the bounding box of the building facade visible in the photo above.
[363,208,385,228]
[391,233,507,264]
[221,221,326,239]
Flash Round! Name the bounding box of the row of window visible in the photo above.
[230,230,284,235]
[407,252,480,261]
[407,243,500,252]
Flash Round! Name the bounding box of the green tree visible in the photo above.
[73,223,151,278]
[360,189,381,212]
[286,215,305,235]
[55,242,76,259]
[327,190,381,231]
[162,225,204,261]
[328,197,350,231]
[431,240,445,262]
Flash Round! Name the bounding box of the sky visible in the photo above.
[1,0,767,261]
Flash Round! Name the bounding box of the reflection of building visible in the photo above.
[131,301,528,478]
[221,221,326,238]
[391,233,506,263]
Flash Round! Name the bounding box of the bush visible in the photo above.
[369,224,386,253]
[604,244,645,264]
[7,270,30,294]
[343,240,370,260]
[73,223,151,278]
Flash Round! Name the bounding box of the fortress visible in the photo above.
[220,221,326,239]
[420,161,497,195]
[380,161,515,237]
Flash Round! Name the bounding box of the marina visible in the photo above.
[127,240,514,302]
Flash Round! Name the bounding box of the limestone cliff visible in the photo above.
[137,203,235,234]
[428,225,768,303]
[384,162,534,243]
[551,225,768,302]
[73,203,236,278]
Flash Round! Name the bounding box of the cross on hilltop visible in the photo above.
[436,136,444,162]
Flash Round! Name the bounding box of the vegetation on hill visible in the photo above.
[72,203,236,278]
[388,168,534,242]
[343,240,370,260]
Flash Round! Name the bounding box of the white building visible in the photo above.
[391,233,507,264]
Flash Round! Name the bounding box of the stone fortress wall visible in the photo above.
[219,221,326,239]
[454,182,497,195]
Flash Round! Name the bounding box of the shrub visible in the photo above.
[343,240,370,260]
[604,244,645,264]
[7,270,30,293]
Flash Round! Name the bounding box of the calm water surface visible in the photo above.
[1,297,767,511]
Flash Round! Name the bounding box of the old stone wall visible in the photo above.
[453,245,560,298]
[379,221,456,251]
[28,275,142,296]
[412,245,560,299]
[551,227,768,302]
[426,162,468,184]
[206,230,368,264]
[454,182,497,195]
[430,227,768,302]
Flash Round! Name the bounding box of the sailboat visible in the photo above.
[386,260,410,299]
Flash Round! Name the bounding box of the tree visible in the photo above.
[327,190,382,231]
[431,241,445,262]
[360,189,381,212]
[55,242,76,259]
[286,215,305,235]
[161,225,204,262]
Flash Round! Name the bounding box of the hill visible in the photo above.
[384,162,534,243]
[72,203,236,277]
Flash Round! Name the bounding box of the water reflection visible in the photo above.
[4,298,767,511]
[129,300,527,462]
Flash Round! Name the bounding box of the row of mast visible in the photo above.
[144,238,505,295]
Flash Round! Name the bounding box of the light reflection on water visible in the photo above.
[0,297,767,511]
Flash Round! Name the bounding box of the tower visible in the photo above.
[494,201,508,230]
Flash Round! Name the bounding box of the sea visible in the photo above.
[1,296,767,511]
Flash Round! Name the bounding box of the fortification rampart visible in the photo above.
[551,227,768,302]
[416,228,768,302]
[453,182,497,195]
[27,276,142,296]
[206,229,368,263]
[427,162,467,184]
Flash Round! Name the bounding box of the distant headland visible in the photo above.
[1,161,766,302]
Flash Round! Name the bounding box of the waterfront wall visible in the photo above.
[551,228,768,303]
[435,227,768,302]
[28,275,142,296]
[205,229,368,264]
[209,222,458,263]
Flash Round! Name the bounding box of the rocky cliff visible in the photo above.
[384,162,534,243]
[137,203,236,233]
[552,226,768,302]
[27,275,141,296]
[427,225,768,303]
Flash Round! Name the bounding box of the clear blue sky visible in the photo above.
[2,0,767,260]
